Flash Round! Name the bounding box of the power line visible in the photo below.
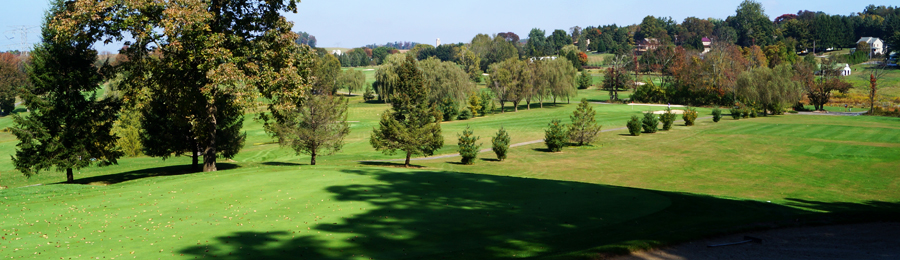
[4,25,39,54]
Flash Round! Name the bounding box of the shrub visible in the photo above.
[567,98,602,146]
[792,102,811,112]
[712,107,722,122]
[642,111,659,133]
[730,107,742,119]
[457,126,481,165]
[492,127,510,161]
[363,84,376,101]
[660,108,676,130]
[627,115,642,136]
[439,98,459,121]
[457,108,473,120]
[467,92,482,117]
[631,81,666,103]
[544,119,568,152]
[741,107,750,118]
[768,103,785,115]
[577,72,592,89]
[479,90,495,115]
[749,107,757,118]
[682,107,698,126]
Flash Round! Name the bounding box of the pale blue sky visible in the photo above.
[0,0,894,53]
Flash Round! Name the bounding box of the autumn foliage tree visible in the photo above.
[793,62,850,111]
[0,53,26,115]
[53,0,304,172]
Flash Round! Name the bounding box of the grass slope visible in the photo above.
[0,93,898,259]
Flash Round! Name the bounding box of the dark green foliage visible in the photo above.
[730,107,742,119]
[457,126,481,165]
[479,90,495,115]
[0,53,26,115]
[577,72,592,89]
[492,127,510,161]
[363,84,376,101]
[642,112,659,133]
[467,92,482,117]
[682,107,698,126]
[660,108,677,130]
[749,107,758,118]
[11,1,122,182]
[627,115,642,136]
[370,56,444,167]
[544,119,568,152]
[439,98,459,121]
[568,98,602,146]
[457,108,473,120]
[712,108,723,122]
[632,81,667,103]
[741,107,750,118]
[846,50,869,65]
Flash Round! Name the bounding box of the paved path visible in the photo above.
[362,115,712,163]
[794,111,867,116]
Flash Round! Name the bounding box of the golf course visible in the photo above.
[1,88,899,259]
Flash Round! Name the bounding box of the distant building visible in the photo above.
[634,38,660,55]
[436,38,441,46]
[331,49,342,56]
[841,64,851,76]
[857,37,884,55]
[702,37,712,54]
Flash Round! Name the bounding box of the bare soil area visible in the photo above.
[612,222,900,260]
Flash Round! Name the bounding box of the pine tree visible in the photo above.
[267,94,350,165]
[642,112,659,133]
[568,98,602,146]
[457,126,481,165]
[492,127,510,161]
[370,55,444,167]
[467,92,482,117]
[11,0,123,182]
[545,119,569,152]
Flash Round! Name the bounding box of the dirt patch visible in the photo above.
[652,110,684,114]
[612,222,900,260]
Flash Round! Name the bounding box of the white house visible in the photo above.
[701,37,712,54]
[841,64,851,76]
[857,37,884,55]
[331,49,342,56]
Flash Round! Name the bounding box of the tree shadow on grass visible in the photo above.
[178,168,900,260]
[260,161,306,167]
[357,161,426,168]
[65,163,240,185]
[479,158,501,162]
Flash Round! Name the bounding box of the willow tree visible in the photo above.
[12,0,122,182]
[53,0,303,172]
[488,58,531,112]
[735,64,802,115]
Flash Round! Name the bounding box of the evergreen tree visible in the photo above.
[544,119,568,152]
[627,115,642,136]
[492,127,510,161]
[467,92,482,117]
[661,108,677,130]
[567,98,602,146]
[267,94,350,165]
[11,0,123,182]
[457,126,481,165]
[642,112,659,133]
[370,56,444,167]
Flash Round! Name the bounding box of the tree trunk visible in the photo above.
[404,152,411,167]
[203,104,218,172]
[191,139,199,172]
[499,101,505,113]
[310,151,317,165]
[66,168,73,182]
[513,101,519,112]
[526,99,531,110]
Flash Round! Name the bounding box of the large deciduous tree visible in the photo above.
[53,0,303,172]
[370,56,443,167]
[338,68,365,96]
[12,0,122,182]
[0,52,26,115]
[728,0,775,47]
[735,64,802,115]
[419,57,475,106]
[793,62,850,111]
[488,58,531,112]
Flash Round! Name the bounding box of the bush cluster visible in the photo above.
[730,107,742,119]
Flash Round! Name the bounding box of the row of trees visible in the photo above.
[0,52,27,115]
[11,0,327,182]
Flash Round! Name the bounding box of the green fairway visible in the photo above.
[1,93,899,259]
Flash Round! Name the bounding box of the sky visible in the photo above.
[0,0,896,53]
